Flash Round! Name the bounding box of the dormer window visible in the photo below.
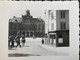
[15,19,18,22]
[13,16,16,18]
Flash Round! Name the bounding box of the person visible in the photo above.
[41,38,44,44]
[8,36,11,48]
[21,36,26,46]
[15,36,21,47]
[10,35,15,48]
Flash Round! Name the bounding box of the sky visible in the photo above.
[8,8,45,20]
[6,2,46,21]
[5,2,78,22]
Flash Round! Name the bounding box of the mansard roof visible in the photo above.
[9,16,44,23]
[9,17,22,23]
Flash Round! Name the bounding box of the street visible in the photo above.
[8,38,68,57]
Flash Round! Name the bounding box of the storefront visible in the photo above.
[45,30,69,47]
[56,30,69,47]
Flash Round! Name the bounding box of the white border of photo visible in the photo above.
[0,1,79,60]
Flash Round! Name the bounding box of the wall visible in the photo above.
[56,10,69,30]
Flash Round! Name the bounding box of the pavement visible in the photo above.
[40,44,69,55]
[8,38,69,57]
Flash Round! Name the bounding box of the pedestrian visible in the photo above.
[41,38,44,44]
[21,36,26,46]
[15,36,21,48]
[8,36,11,48]
[11,35,15,48]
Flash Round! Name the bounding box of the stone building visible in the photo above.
[44,10,69,47]
[9,10,45,37]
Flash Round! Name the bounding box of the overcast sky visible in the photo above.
[8,8,45,20]
[6,2,46,21]
[4,2,78,22]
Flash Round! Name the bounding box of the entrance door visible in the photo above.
[30,32,33,37]
[50,35,54,45]
[50,34,56,45]
[27,32,29,37]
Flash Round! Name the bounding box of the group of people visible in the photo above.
[8,33,45,49]
[8,35,26,48]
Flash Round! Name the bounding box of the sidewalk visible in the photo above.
[40,44,70,55]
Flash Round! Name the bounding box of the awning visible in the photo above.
[48,30,69,33]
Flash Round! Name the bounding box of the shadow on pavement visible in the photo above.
[8,53,40,57]
[8,48,16,50]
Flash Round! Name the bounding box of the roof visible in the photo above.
[33,18,45,23]
[48,30,69,33]
[9,16,45,23]
[9,17,22,23]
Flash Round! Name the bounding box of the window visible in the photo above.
[60,22,66,29]
[50,35,53,38]
[58,35,63,43]
[48,10,51,19]
[59,35,62,38]
[15,19,18,22]
[60,11,65,19]
[54,35,55,39]
[51,12,53,20]
[51,23,54,30]
[38,25,40,30]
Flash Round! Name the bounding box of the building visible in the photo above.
[9,10,45,37]
[45,10,69,47]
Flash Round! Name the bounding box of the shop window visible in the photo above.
[59,35,62,38]
[58,35,63,43]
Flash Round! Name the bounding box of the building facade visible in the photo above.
[9,10,45,38]
[45,10,69,47]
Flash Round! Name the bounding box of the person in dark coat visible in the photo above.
[41,38,44,44]
[21,36,26,46]
[8,36,11,48]
[11,35,15,48]
[15,36,21,47]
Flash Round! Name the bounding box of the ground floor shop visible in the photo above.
[45,30,69,47]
